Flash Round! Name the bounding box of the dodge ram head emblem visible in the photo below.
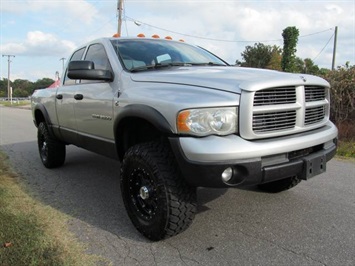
[300,76,307,82]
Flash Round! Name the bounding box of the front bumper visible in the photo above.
[169,122,338,188]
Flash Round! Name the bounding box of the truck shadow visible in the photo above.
[1,141,228,242]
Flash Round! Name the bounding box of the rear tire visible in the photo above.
[258,176,301,193]
[120,141,197,241]
[37,122,66,168]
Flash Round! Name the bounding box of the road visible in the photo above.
[1,106,354,265]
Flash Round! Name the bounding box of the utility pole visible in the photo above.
[59,57,66,76]
[117,0,124,36]
[331,26,338,70]
[2,54,15,103]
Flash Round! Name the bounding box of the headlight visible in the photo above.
[177,107,238,136]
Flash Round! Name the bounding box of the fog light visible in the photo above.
[221,167,233,183]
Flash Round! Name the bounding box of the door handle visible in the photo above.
[74,94,84,100]
[56,94,63,100]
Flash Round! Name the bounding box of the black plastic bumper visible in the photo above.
[169,137,337,188]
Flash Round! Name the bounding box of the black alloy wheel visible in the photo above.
[121,141,197,241]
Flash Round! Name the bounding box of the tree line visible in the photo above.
[236,26,326,75]
[0,78,54,98]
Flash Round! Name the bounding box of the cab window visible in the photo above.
[63,47,86,86]
[85,44,111,71]
[80,43,112,84]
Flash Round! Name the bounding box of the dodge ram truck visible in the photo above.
[31,36,338,241]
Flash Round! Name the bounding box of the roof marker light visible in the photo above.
[152,34,160,38]
[137,33,145,37]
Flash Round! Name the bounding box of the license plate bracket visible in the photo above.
[301,153,326,180]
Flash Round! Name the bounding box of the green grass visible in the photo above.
[1,100,31,107]
[0,152,101,266]
[337,140,355,158]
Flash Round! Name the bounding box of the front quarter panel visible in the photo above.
[117,76,240,134]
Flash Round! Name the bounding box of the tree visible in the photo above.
[281,26,299,72]
[240,43,281,69]
[34,78,54,90]
[13,88,29,97]
[294,57,306,73]
[319,68,330,76]
[0,78,11,98]
[291,57,321,75]
[13,79,32,93]
[266,46,283,71]
[303,58,320,75]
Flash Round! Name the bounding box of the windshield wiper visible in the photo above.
[189,62,226,66]
[130,62,189,73]
[130,62,226,72]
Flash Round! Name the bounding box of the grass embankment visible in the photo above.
[1,100,31,107]
[0,152,99,266]
[337,140,355,158]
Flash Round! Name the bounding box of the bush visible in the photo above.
[322,63,355,141]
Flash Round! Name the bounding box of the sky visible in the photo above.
[1,0,354,82]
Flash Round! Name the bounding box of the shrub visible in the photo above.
[322,63,355,141]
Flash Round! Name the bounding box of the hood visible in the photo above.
[130,66,329,93]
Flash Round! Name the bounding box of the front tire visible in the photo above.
[37,122,66,168]
[120,141,197,241]
[258,176,301,193]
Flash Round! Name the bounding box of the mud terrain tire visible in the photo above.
[37,122,66,168]
[120,141,197,241]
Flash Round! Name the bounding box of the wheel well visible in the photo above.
[116,117,165,161]
[34,109,46,127]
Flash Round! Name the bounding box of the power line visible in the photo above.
[312,33,334,62]
[125,15,333,43]
[299,28,334,38]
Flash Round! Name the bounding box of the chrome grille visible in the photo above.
[254,87,296,106]
[305,106,325,125]
[253,111,296,132]
[245,85,329,137]
[305,86,326,102]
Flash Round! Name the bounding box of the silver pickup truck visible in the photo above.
[32,37,338,241]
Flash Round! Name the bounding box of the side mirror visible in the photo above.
[67,61,114,82]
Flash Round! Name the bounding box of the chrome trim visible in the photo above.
[240,85,329,139]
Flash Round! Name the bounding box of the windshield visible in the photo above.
[110,39,227,71]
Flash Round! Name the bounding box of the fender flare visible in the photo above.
[33,103,55,136]
[114,104,173,136]
[114,104,174,160]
